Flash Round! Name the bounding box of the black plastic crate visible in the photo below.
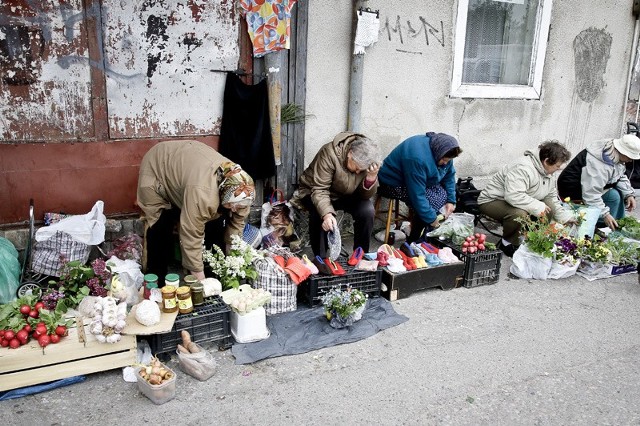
[299,257,382,306]
[148,295,232,354]
[427,237,502,288]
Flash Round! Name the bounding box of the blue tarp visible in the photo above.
[0,376,86,401]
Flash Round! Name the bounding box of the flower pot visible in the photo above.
[326,300,367,329]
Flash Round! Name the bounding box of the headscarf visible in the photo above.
[218,162,256,205]
[426,132,459,161]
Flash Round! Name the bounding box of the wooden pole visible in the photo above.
[264,51,283,166]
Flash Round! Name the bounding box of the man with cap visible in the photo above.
[558,134,640,231]
[137,140,255,286]
[378,132,462,242]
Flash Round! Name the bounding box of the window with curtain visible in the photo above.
[451,0,552,99]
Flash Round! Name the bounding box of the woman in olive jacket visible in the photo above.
[137,140,255,286]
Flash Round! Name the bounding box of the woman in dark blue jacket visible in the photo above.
[378,132,462,242]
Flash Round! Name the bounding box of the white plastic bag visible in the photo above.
[177,343,217,381]
[35,200,106,245]
[107,256,143,305]
[509,244,553,279]
[426,212,475,245]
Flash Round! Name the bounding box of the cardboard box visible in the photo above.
[382,262,465,301]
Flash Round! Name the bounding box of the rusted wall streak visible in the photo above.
[0,0,93,141]
[102,0,239,138]
[0,137,219,224]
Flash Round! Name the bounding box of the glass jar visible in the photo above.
[161,285,178,313]
[190,282,205,306]
[165,273,180,287]
[143,274,158,300]
[176,286,193,314]
[183,275,199,288]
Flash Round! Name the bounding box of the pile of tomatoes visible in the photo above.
[0,301,68,349]
[460,233,488,254]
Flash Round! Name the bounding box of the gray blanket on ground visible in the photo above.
[231,297,409,365]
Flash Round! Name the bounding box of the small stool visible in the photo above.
[374,195,412,244]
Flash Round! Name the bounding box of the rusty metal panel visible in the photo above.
[102,0,239,138]
[0,0,93,142]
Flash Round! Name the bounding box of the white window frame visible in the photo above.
[450,0,553,99]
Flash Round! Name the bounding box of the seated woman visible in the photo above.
[291,132,381,258]
[557,134,640,231]
[378,132,462,242]
[137,140,255,286]
[477,140,575,257]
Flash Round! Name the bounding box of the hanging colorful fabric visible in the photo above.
[238,0,298,57]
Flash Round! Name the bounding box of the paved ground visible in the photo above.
[1,251,639,425]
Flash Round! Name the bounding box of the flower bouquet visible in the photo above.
[321,287,368,329]
[203,235,260,290]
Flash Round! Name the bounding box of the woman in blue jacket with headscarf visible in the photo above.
[378,132,462,242]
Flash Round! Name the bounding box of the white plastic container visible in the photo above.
[135,363,177,405]
[231,306,270,343]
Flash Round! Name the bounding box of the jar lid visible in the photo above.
[165,273,179,282]
[190,283,204,291]
[161,285,176,293]
[144,273,158,282]
[183,274,198,283]
[176,286,191,295]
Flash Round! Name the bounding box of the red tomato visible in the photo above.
[466,236,474,242]
[49,334,61,344]
[19,305,31,315]
[4,330,15,341]
[475,233,481,238]
[462,241,470,248]
[34,302,45,311]
[0,339,8,347]
[23,324,32,333]
[55,325,67,337]
[478,244,485,251]
[29,310,39,319]
[9,338,20,349]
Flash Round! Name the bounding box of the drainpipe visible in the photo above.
[347,1,367,132]
[623,2,640,131]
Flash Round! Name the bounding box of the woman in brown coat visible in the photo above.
[137,140,255,286]
[292,132,381,258]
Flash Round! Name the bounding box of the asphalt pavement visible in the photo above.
[1,248,639,425]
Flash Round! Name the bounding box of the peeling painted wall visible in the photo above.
[102,0,239,138]
[0,0,93,141]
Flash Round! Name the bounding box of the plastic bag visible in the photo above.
[260,190,296,248]
[570,205,600,239]
[31,231,91,277]
[176,343,216,381]
[35,200,106,245]
[426,213,475,245]
[107,256,143,306]
[0,237,20,304]
[547,258,580,280]
[509,244,553,279]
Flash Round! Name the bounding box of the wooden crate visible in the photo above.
[0,321,137,392]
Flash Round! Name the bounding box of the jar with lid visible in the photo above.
[165,273,180,287]
[190,282,205,306]
[176,286,193,314]
[183,275,199,288]
[161,285,178,313]
[143,274,158,300]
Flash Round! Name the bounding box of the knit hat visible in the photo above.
[219,162,256,205]
[426,132,460,161]
[613,134,640,160]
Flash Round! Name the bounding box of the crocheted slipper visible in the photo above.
[285,257,311,284]
[313,255,333,276]
[273,255,286,270]
[301,254,320,274]
[355,259,379,271]
[401,242,416,258]
[376,250,389,267]
[348,247,364,266]
[421,242,439,254]
[386,257,407,273]
[327,228,342,261]
[413,256,428,269]
[377,244,396,258]
[393,248,416,270]
[324,258,346,275]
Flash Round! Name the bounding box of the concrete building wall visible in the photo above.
[305,0,636,184]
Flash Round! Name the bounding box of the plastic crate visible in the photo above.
[427,237,502,288]
[299,257,382,306]
[148,296,231,354]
